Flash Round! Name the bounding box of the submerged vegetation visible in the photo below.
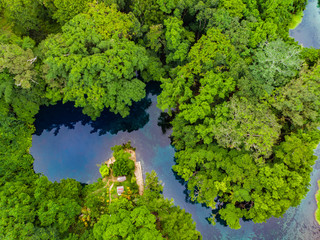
[1,0,320,239]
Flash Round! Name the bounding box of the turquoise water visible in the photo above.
[30,1,320,239]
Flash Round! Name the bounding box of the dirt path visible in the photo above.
[135,161,144,195]
[109,183,114,203]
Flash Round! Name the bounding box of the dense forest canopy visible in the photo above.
[1,0,320,238]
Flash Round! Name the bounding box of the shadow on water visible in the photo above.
[157,112,174,134]
[34,81,162,136]
[90,97,151,136]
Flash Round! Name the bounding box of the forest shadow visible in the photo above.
[34,97,152,136]
[33,82,162,136]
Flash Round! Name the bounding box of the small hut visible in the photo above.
[117,176,126,182]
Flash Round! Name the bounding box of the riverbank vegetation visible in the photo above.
[316,180,320,225]
[1,0,320,238]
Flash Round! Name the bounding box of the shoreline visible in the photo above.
[289,10,304,30]
[315,180,320,225]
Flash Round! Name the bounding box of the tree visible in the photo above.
[112,148,135,177]
[219,204,243,229]
[93,204,163,240]
[40,3,163,119]
[316,180,320,225]
[34,177,82,234]
[137,171,201,240]
[266,62,320,129]
[41,0,91,25]
[1,0,57,40]
[0,181,37,238]
[164,16,194,65]
[213,96,281,158]
[99,164,110,178]
[219,0,246,18]
[158,27,241,112]
[248,39,303,96]
[0,43,37,89]
[2,0,43,34]
[0,42,45,123]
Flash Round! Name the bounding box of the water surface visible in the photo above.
[290,0,320,48]
[30,89,320,239]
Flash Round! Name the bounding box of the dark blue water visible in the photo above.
[31,2,320,239]
[30,88,320,239]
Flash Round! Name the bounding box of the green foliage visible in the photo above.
[101,0,128,11]
[213,96,281,158]
[93,204,163,240]
[157,1,319,229]
[300,47,320,67]
[40,4,161,119]
[164,16,194,64]
[316,180,320,225]
[158,27,241,112]
[0,180,37,238]
[131,0,197,28]
[0,43,37,89]
[266,62,320,128]
[41,0,91,25]
[99,164,110,178]
[219,0,246,18]
[131,0,166,27]
[0,0,318,234]
[137,171,201,240]
[34,176,82,233]
[146,24,164,53]
[248,39,303,95]
[2,0,43,34]
[219,204,243,229]
[144,170,163,194]
[111,147,135,177]
[178,130,319,228]
[0,42,45,124]
[1,0,58,40]
[288,10,303,29]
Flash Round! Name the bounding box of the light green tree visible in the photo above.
[0,44,37,89]
[249,39,303,95]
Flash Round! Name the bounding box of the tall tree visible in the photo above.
[40,3,163,119]
[248,39,303,96]
[266,62,320,129]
